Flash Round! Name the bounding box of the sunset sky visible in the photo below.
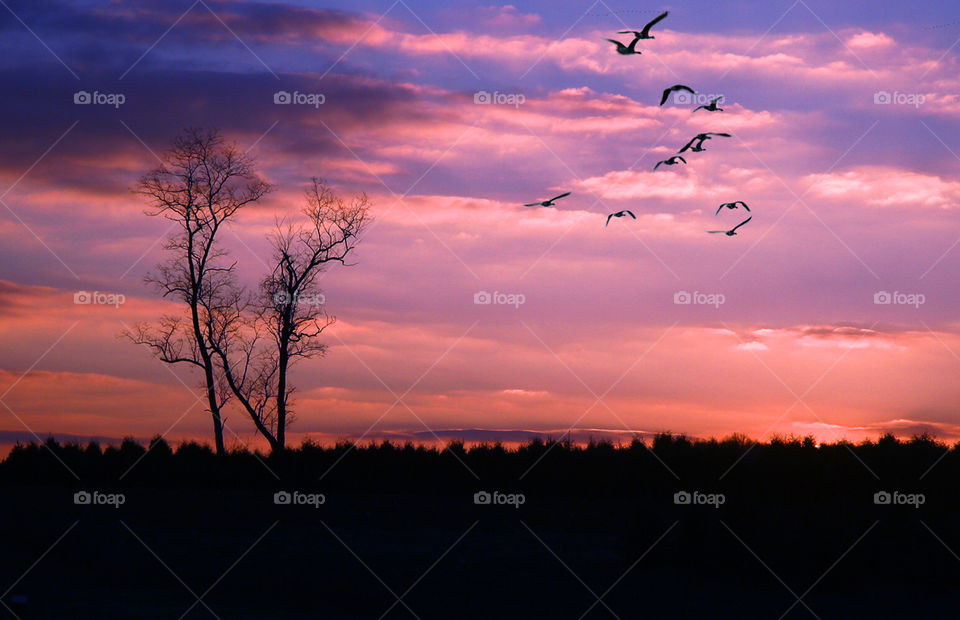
[2,0,960,451]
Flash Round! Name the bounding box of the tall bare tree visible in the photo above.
[125,128,270,455]
[214,178,370,451]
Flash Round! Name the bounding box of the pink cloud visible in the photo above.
[806,167,960,208]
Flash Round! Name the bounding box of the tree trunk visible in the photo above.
[203,360,226,455]
[276,344,289,451]
[189,237,226,456]
[210,403,225,455]
[213,344,279,453]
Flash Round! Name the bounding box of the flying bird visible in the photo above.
[678,140,706,153]
[606,210,636,226]
[659,84,695,106]
[678,132,731,153]
[707,216,752,236]
[524,192,571,207]
[618,10,669,40]
[693,97,724,113]
[605,34,643,55]
[654,155,686,170]
[715,201,750,215]
[689,132,732,144]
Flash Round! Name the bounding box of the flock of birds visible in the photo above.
[522,10,753,237]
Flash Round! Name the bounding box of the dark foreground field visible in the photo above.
[2,434,959,618]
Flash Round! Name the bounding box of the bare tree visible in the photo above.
[125,128,270,455]
[214,179,370,451]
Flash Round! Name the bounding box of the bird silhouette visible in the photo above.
[660,84,695,106]
[618,11,669,40]
[707,216,752,236]
[524,192,571,207]
[678,141,706,153]
[606,210,636,226]
[693,97,724,113]
[605,34,643,55]
[715,201,750,215]
[654,155,687,170]
[699,132,732,140]
[678,132,731,153]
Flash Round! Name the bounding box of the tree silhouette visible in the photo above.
[124,128,270,455]
[213,179,370,451]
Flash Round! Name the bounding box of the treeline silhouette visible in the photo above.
[4,433,959,617]
[2,432,956,492]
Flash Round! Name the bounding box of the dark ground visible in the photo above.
[1,434,958,618]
